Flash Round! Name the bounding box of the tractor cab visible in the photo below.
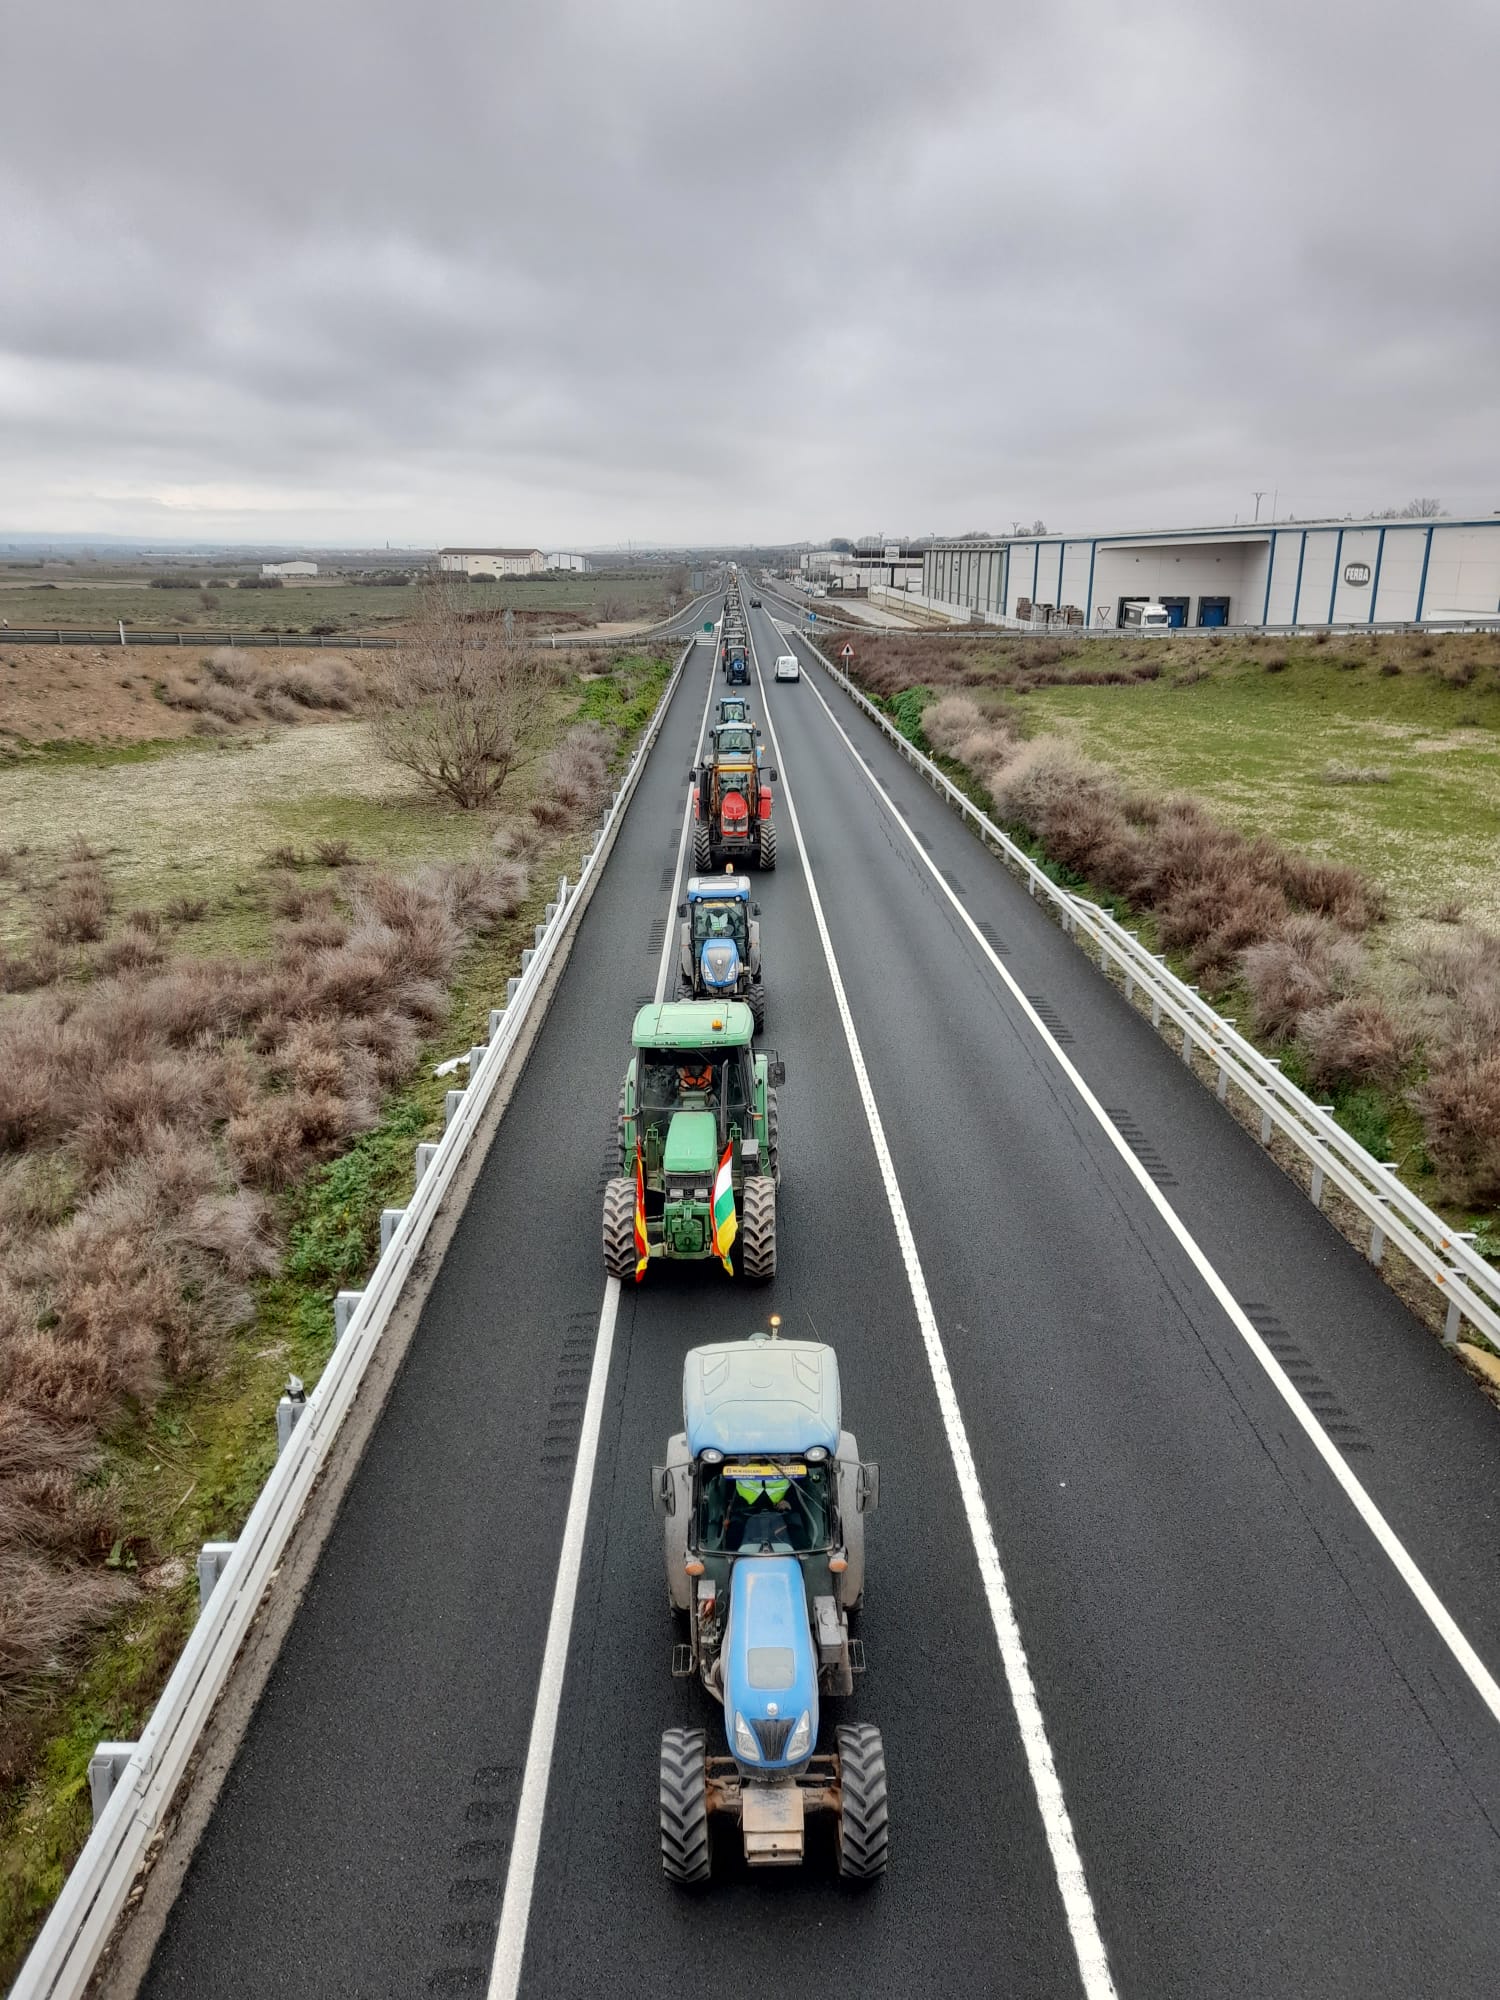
[652,1335,888,1880]
[716,695,752,727]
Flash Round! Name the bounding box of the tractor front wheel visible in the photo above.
[692,823,712,872]
[602,1176,637,1280]
[756,821,777,872]
[765,1087,779,1185]
[659,1728,711,1883]
[835,1723,889,1880]
[739,1175,776,1281]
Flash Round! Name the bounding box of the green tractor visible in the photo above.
[716,694,752,727]
[604,1002,782,1281]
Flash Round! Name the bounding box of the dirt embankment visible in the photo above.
[0,645,377,752]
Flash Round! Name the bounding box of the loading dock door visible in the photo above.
[1197,597,1230,627]
[1160,597,1189,628]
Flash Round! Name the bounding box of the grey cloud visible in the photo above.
[1,0,1497,544]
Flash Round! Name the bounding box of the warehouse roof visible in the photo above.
[439,546,542,557]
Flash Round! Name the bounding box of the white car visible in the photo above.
[774,654,800,681]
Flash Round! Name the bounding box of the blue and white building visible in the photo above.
[921,516,1500,630]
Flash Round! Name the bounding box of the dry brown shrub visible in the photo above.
[95,928,168,977]
[1298,994,1413,1090]
[271,878,336,922]
[1321,763,1392,785]
[277,913,350,956]
[191,681,259,725]
[0,942,62,994]
[493,821,546,862]
[42,864,111,944]
[1411,1057,1500,1200]
[440,857,529,929]
[313,837,356,868]
[205,647,259,690]
[1241,916,1365,1039]
[258,689,301,724]
[165,894,209,925]
[1276,852,1385,931]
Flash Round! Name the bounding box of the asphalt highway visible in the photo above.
[140,596,1500,1999]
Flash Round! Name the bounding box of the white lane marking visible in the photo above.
[788,634,1500,1731]
[488,633,721,2000]
[747,618,1118,2000]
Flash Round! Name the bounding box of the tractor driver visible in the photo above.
[732,1470,795,1552]
[677,1057,714,1098]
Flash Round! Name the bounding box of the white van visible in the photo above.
[774,654,801,682]
[1121,600,1172,631]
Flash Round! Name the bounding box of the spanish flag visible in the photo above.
[710,1141,737,1275]
[633,1139,650,1282]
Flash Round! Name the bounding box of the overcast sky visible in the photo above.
[2,0,1496,547]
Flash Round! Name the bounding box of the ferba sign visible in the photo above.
[1343,561,1372,586]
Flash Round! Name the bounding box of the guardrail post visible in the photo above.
[380,1208,405,1254]
[489,1007,505,1040]
[1181,1024,1194,1064]
[276,1375,306,1455]
[196,1541,236,1614]
[444,1088,465,1127]
[1369,1190,1396,1266]
[506,977,521,1005]
[414,1141,439,1187]
[468,1044,487,1079]
[1259,1061,1283,1143]
[334,1289,364,1340]
[88,1744,137,1824]
[520,947,534,973]
[1443,1288,1463,1348]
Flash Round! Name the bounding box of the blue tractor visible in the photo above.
[653,1332,887,1880]
[676,873,765,1028]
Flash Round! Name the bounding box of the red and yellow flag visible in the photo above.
[710,1142,737,1276]
[633,1139,650,1282]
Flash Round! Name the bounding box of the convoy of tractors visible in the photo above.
[597,581,890,1885]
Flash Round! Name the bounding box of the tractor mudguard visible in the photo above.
[835,1430,866,1610]
[660,1432,692,1609]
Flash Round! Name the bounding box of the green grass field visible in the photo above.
[0,570,678,635]
[1015,643,1500,942]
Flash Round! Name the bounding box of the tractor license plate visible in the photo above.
[741,1786,805,1866]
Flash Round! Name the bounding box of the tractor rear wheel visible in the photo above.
[756,821,777,872]
[739,1175,776,1281]
[602,1176,637,1280]
[659,1727,711,1883]
[765,1087,779,1184]
[835,1723,889,1880]
[749,977,766,1033]
[692,823,712,872]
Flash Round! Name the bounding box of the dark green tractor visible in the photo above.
[604,1002,782,1282]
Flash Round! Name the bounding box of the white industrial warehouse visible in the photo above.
[919,516,1500,630]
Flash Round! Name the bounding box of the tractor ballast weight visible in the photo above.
[676,873,765,1028]
[603,1002,782,1281]
[653,1336,887,1880]
[692,729,777,873]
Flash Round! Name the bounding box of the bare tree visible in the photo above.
[373,579,550,809]
[598,593,627,622]
[1401,497,1445,518]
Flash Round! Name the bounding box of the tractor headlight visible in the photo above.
[784,1710,812,1761]
[733,1711,761,1762]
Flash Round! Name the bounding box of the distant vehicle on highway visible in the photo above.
[774,654,800,682]
[749,596,762,608]
[1121,599,1171,631]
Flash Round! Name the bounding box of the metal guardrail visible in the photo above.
[796,629,1500,1354]
[0,628,398,647]
[10,636,699,2000]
